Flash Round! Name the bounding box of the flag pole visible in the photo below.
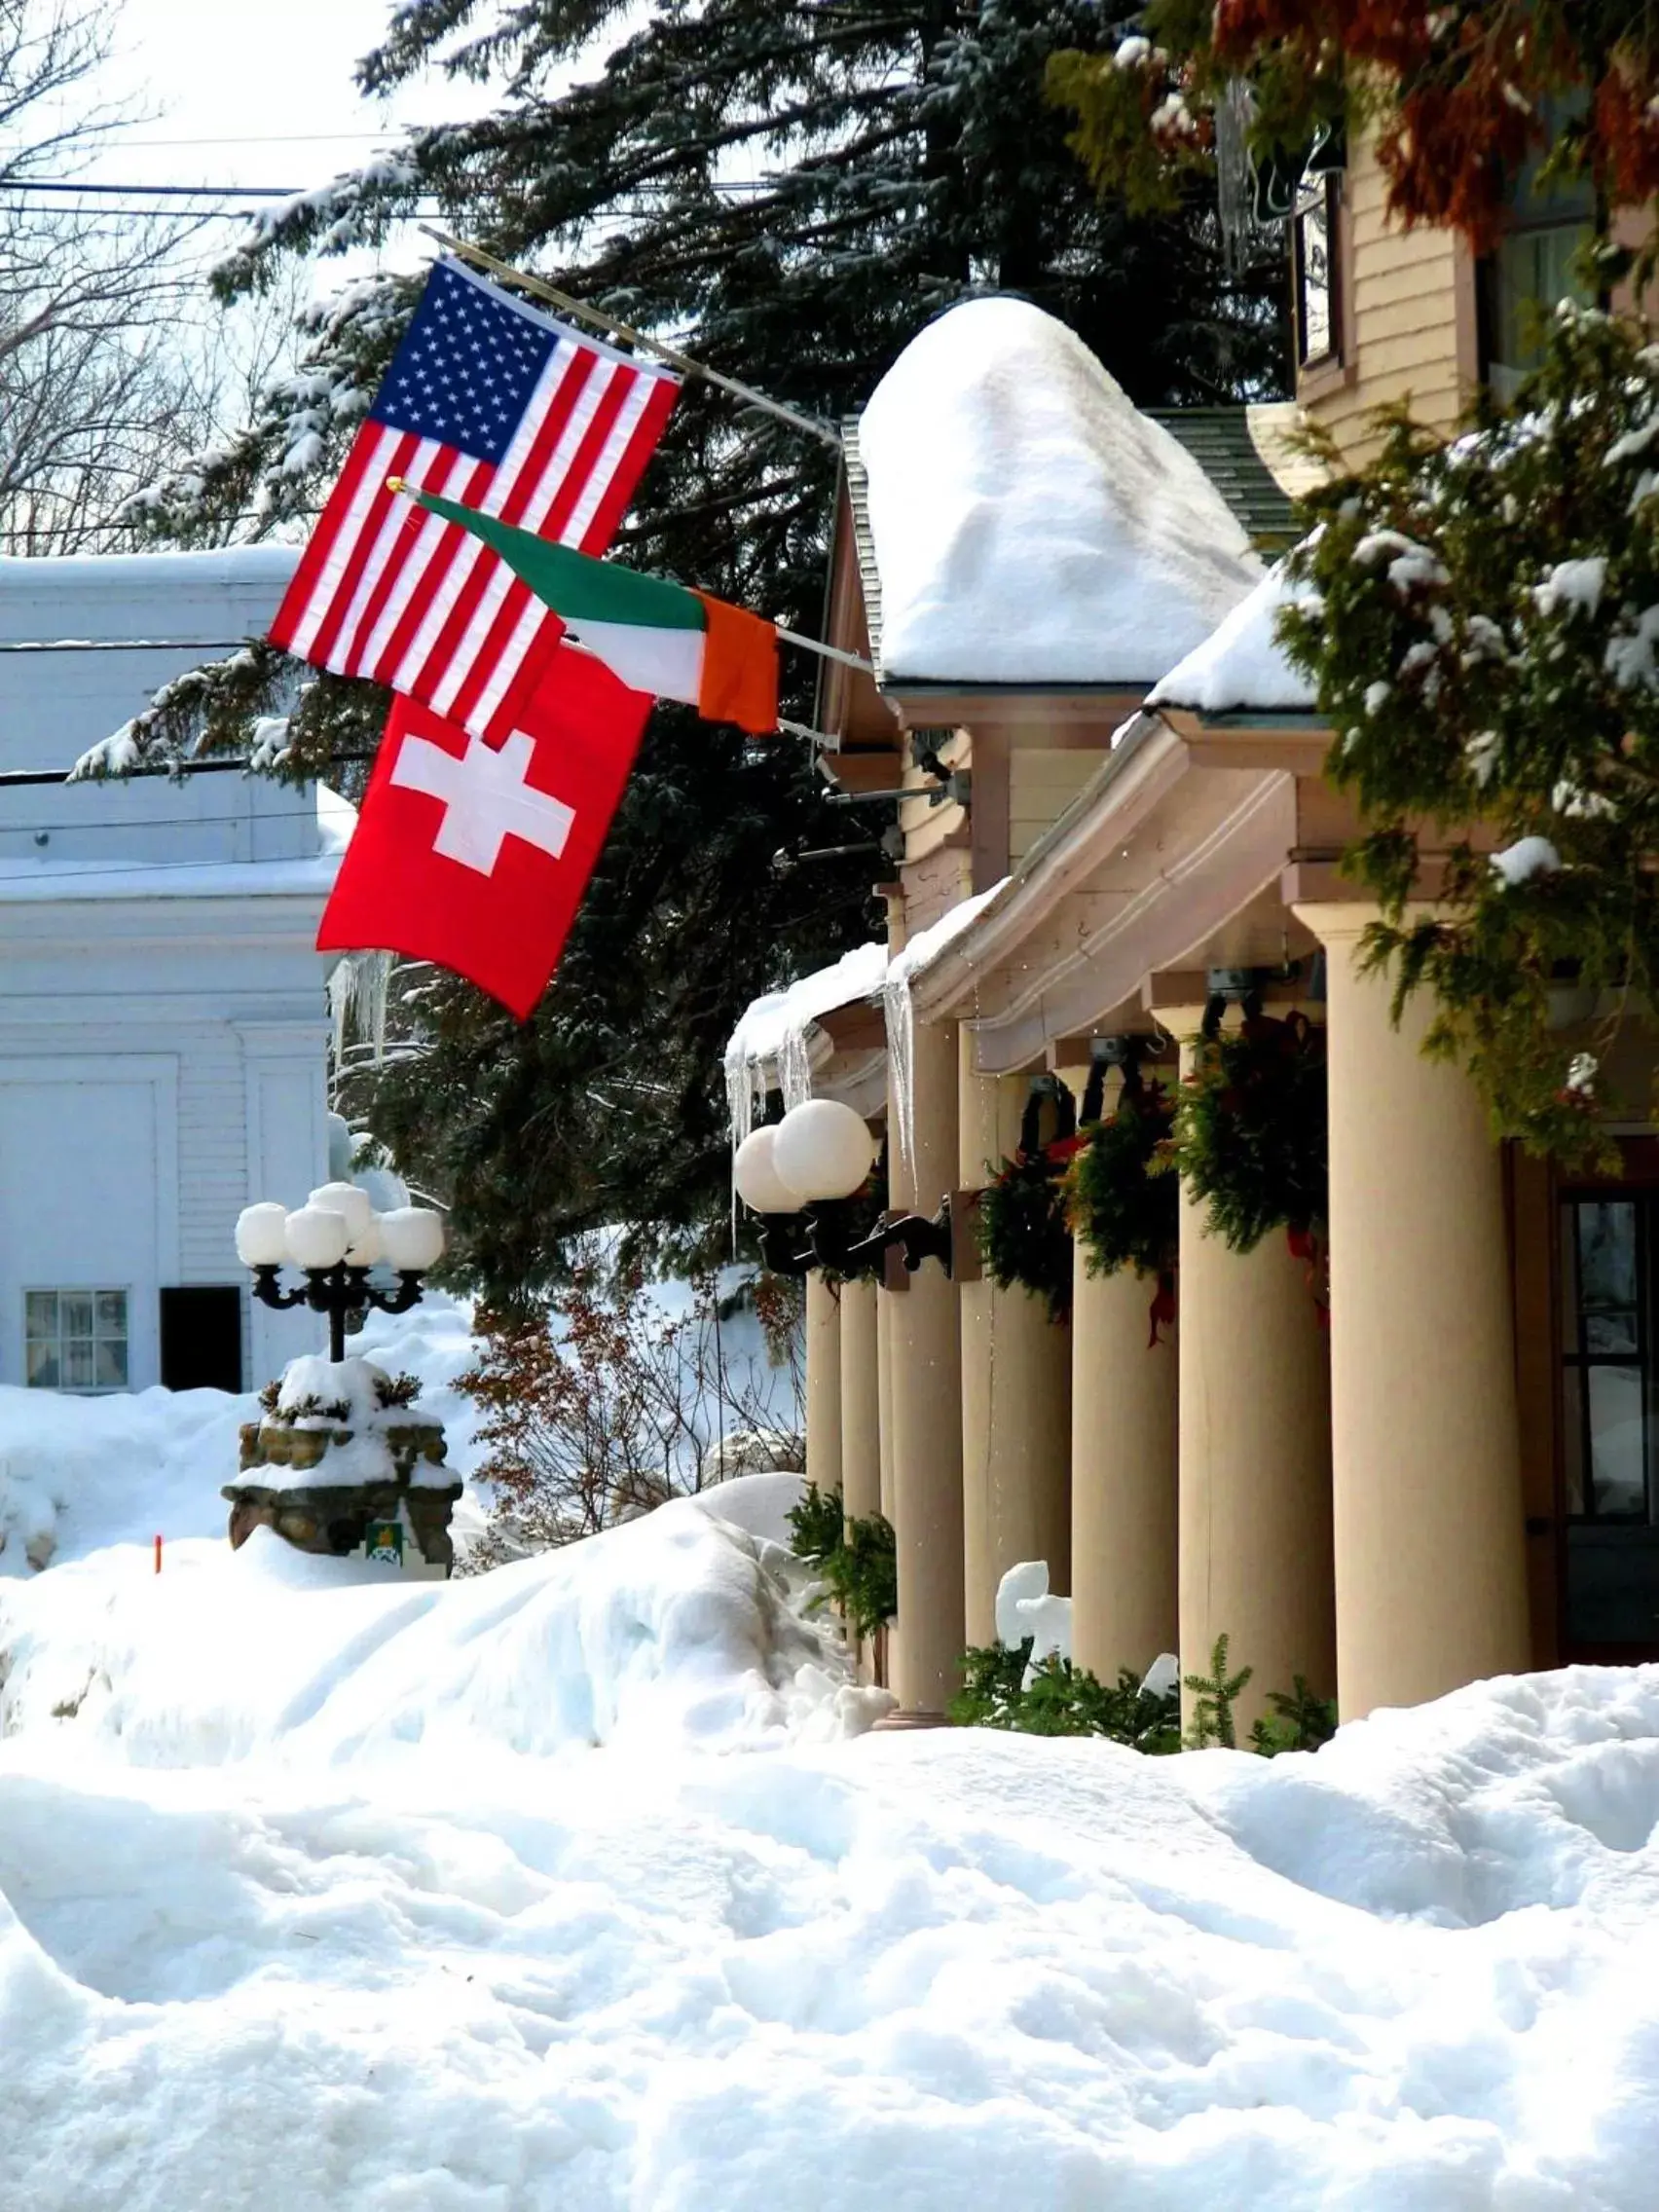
[387,475,877,682]
[420,226,844,455]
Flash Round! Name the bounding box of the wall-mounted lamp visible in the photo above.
[735,1102,953,1279]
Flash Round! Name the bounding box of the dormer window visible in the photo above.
[1293,169,1343,370]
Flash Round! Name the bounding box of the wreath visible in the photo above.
[1173,1003,1328,1261]
[1063,1064,1180,1344]
[976,1077,1079,1322]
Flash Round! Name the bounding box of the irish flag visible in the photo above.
[391,481,779,736]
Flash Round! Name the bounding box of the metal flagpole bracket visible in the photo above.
[422,226,845,453]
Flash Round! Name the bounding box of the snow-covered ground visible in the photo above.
[6,1330,1659,2205]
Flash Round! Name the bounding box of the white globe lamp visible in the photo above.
[345,1214,385,1269]
[284,1203,352,1271]
[733,1126,806,1215]
[772,1100,875,1205]
[379,1206,447,1272]
[235,1201,289,1269]
[308,1180,374,1243]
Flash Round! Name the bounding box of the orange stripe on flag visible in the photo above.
[692,593,778,736]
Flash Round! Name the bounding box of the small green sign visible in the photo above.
[365,1519,404,1566]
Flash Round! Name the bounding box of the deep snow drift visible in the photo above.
[8,1340,1659,2206]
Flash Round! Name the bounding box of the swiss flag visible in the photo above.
[318,648,652,1019]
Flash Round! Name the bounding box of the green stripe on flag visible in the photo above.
[408,486,708,632]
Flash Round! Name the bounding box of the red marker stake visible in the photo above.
[154,1533,163,1575]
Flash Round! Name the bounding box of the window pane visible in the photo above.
[59,1291,93,1342]
[1564,1364,1587,1516]
[94,1339,128,1389]
[95,1291,127,1338]
[60,1340,93,1389]
[1296,180,1334,363]
[25,1341,57,1387]
[23,1290,55,1339]
[1578,1202,1638,1312]
[1588,1363,1646,1519]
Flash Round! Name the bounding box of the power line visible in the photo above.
[0,754,372,790]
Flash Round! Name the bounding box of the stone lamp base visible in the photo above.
[224,1417,462,1575]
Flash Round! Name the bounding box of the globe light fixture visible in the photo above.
[308,1180,374,1243]
[237,1191,447,1362]
[733,1104,951,1282]
[733,1126,806,1216]
[772,1099,875,1204]
[379,1207,447,1272]
[284,1203,352,1271]
[235,1202,290,1269]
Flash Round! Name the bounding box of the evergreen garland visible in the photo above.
[1063,1073,1178,1279]
[976,1079,1078,1322]
[1173,1007,1329,1256]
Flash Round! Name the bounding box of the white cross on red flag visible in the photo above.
[317,650,652,1019]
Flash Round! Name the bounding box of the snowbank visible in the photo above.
[4,1664,1659,2205]
[859,297,1261,686]
[0,1496,884,1763]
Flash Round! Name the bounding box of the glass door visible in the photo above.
[1560,1197,1659,1650]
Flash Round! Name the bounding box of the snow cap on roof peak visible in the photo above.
[858,294,1261,688]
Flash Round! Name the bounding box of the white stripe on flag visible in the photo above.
[564,375,653,549]
[327,434,445,674]
[286,424,409,662]
[349,446,478,675]
[430,359,621,718]
[397,348,596,709]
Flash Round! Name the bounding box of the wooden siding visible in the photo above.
[1302,131,1472,467]
[1009,748,1107,867]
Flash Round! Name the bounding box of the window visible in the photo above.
[1480,114,1597,401]
[1293,170,1342,371]
[1560,1198,1659,1647]
[25,1289,129,1392]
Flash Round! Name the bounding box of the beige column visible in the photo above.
[803,1272,842,1498]
[886,1014,966,1716]
[958,1032,1072,1646]
[1296,906,1530,1716]
[1168,1010,1336,1734]
[875,1285,897,1525]
[1060,1069,1178,1678]
[838,1276,882,1525]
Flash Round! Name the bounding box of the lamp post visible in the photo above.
[734,1102,954,1279]
[236,1182,447,1362]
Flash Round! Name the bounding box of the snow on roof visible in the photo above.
[1147,561,1318,719]
[724,940,888,1139]
[857,298,1262,688]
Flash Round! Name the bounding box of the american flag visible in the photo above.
[270,257,680,739]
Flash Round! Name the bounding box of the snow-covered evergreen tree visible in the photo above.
[132,0,1289,1298]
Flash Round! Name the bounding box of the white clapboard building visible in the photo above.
[0,546,344,1396]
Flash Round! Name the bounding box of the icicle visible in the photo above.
[365,951,391,1068]
[326,958,352,1080]
[779,1016,816,1114]
[883,959,917,1183]
[1214,78,1259,276]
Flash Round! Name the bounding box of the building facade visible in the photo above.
[735,143,1640,1728]
[0,548,341,1397]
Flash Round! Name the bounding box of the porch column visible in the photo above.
[803,1272,842,1498]
[1061,1069,1178,1680]
[886,1013,966,1716]
[1166,1008,1336,1734]
[958,1032,1072,1647]
[876,1283,897,1524]
[1295,905,1530,1716]
[838,1276,882,1525]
